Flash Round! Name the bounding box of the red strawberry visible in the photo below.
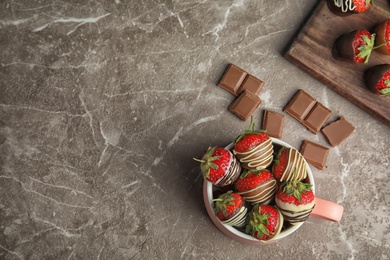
[193,146,241,187]
[245,204,283,241]
[353,0,372,13]
[364,64,390,97]
[234,170,276,205]
[275,179,315,225]
[233,116,274,170]
[333,30,375,64]
[234,131,269,153]
[374,19,390,55]
[213,191,244,221]
[272,146,307,182]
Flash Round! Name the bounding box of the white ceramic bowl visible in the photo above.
[203,137,315,245]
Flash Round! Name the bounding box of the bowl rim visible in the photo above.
[203,137,315,245]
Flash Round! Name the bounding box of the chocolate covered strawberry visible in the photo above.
[272,146,307,182]
[333,30,375,64]
[245,204,283,241]
[233,116,273,170]
[374,19,390,55]
[327,0,372,16]
[193,146,241,187]
[213,191,247,227]
[235,169,277,205]
[275,178,315,225]
[364,64,390,97]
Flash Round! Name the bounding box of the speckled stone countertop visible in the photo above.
[1,1,390,259]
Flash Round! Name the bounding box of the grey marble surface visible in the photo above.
[1,0,390,259]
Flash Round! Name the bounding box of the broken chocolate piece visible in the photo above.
[284,89,317,121]
[237,74,264,96]
[218,64,247,95]
[229,91,262,121]
[321,117,355,147]
[262,110,285,139]
[300,140,329,170]
[303,102,332,133]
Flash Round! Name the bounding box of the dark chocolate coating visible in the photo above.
[364,64,390,94]
[373,21,390,55]
[326,0,355,16]
[332,30,357,62]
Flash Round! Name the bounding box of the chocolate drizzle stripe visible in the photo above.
[333,0,355,12]
[233,138,274,170]
[222,206,247,227]
[215,152,241,186]
[278,205,315,223]
[238,179,276,204]
[280,148,307,181]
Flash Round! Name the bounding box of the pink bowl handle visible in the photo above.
[310,197,344,222]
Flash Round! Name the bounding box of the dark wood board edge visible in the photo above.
[283,0,390,128]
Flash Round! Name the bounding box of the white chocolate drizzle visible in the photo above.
[233,138,274,170]
[238,179,277,205]
[276,147,307,182]
[221,206,247,227]
[214,151,241,187]
[276,199,315,225]
[333,0,356,12]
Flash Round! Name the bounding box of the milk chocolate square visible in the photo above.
[321,116,355,147]
[303,102,332,133]
[229,91,262,121]
[237,74,264,96]
[284,89,317,121]
[300,140,329,170]
[218,64,247,95]
[262,110,285,139]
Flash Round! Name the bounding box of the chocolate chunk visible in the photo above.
[229,91,262,121]
[262,110,285,139]
[218,64,247,95]
[284,89,317,121]
[284,89,332,133]
[303,102,332,133]
[300,140,329,170]
[237,74,264,96]
[321,117,355,147]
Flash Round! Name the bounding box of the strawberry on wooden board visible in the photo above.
[353,0,372,12]
[275,178,315,225]
[245,204,283,241]
[272,146,307,182]
[333,30,375,64]
[213,191,247,227]
[233,116,274,170]
[193,146,241,187]
[327,0,372,16]
[374,19,390,55]
[364,64,390,97]
[234,169,277,205]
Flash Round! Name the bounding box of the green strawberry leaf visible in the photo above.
[234,115,266,144]
[358,34,375,64]
[209,162,219,170]
[293,190,302,202]
[385,80,390,87]
[379,87,390,96]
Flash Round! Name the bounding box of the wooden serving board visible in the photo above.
[284,0,390,127]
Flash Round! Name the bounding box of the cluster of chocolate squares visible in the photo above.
[218,64,264,121]
[217,64,355,170]
[285,89,355,170]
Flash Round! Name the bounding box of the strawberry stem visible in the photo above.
[193,158,205,163]
[372,39,390,50]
